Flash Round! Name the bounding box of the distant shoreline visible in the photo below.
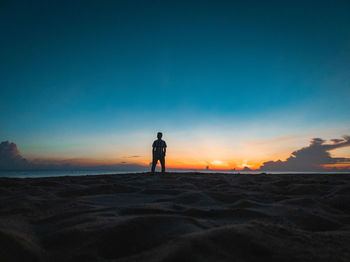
[1,171,350,179]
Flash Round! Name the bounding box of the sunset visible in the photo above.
[1,1,350,172]
[1,1,350,261]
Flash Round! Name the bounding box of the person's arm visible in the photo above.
[163,141,167,156]
[152,141,155,155]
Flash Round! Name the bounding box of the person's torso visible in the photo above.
[153,140,166,156]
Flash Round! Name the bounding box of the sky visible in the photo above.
[1,0,350,170]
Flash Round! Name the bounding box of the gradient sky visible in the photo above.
[1,0,350,169]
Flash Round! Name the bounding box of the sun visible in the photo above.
[211,160,223,165]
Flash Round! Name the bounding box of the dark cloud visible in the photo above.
[331,138,344,144]
[260,136,350,171]
[0,141,30,170]
[85,163,147,172]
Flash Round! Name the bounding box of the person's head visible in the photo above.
[157,132,163,140]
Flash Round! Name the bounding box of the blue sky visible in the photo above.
[1,0,350,169]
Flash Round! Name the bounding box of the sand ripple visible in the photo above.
[0,173,349,261]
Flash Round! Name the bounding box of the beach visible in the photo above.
[0,172,349,261]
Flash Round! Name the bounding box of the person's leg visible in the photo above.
[160,157,165,173]
[151,158,158,173]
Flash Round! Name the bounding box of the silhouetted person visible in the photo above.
[151,132,167,173]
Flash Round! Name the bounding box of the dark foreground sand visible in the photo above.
[0,173,350,262]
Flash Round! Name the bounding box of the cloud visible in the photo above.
[0,141,30,170]
[331,138,344,144]
[260,136,350,171]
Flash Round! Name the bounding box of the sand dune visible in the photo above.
[0,173,349,261]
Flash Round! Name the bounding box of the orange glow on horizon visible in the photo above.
[30,156,350,171]
[322,163,350,169]
[28,156,266,170]
[25,132,350,171]
[153,158,263,170]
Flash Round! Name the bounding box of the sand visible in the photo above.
[0,172,350,261]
